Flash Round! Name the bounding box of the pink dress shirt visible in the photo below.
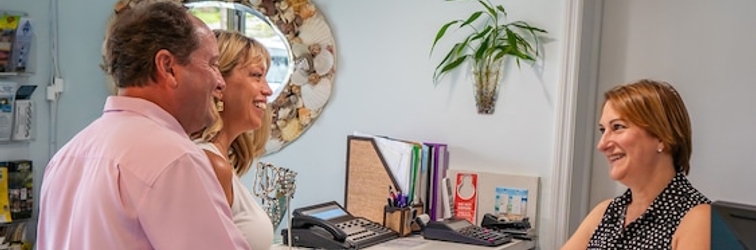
[37,96,250,250]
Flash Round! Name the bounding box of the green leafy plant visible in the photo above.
[430,0,548,85]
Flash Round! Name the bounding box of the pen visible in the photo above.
[398,194,407,208]
[396,191,403,207]
[389,186,398,207]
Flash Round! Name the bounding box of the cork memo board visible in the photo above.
[344,136,399,223]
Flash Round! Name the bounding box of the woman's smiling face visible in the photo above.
[597,101,663,182]
[221,62,272,131]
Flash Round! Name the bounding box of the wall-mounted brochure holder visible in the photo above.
[0,80,16,141]
[0,83,36,142]
[344,136,401,224]
[11,85,35,141]
[0,160,33,222]
[446,169,540,230]
[0,11,33,73]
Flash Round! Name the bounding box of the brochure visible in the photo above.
[494,186,528,221]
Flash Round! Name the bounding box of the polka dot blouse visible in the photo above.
[587,172,710,249]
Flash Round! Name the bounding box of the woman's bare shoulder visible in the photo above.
[673,203,711,250]
[560,199,613,250]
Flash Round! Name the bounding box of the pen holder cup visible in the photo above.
[383,204,421,237]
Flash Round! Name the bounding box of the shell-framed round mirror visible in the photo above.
[108,0,337,155]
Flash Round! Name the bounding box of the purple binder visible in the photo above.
[423,142,448,221]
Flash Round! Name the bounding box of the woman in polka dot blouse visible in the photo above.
[562,79,711,250]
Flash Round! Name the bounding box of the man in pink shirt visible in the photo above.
[36,2,250,249]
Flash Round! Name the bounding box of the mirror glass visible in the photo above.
[186,1,292,101]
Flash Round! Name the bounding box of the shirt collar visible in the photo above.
[622,172,690,221]
[103,96,188,138]
[646,172,690,217]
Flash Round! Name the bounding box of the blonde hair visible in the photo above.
[603,79,692,175]
[193,30,272,176]
[215,30,271,77]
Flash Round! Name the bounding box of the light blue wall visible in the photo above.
[55,0,112,141]
[5,0,568,247]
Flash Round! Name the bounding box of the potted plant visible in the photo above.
[430,0,548,114]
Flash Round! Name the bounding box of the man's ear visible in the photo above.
[155,49,178,88]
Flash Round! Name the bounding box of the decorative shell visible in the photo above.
[277,107,293,120]
[313,49,334,76]
[298,107,312,125]
[289,43,314,86]
[257,0,336,156]
[281,5,296,23]
[291,43,311,57]
[290,71,309,86]
[265,138,284,154]
[279,117,303,142]
[298,4,316,19]
[297,14,335,46]
[301,78,332,111]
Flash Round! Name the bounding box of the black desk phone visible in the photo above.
[281,201,399,249]
[422,217,512,247]
[480,213,534,241]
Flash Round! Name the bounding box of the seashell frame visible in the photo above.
[108,0,337,155]
[229,0,337,155]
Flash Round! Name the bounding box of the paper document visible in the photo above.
[0,80,17,141]
[352,132,413,193]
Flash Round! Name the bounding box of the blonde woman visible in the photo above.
[194,29,274,250]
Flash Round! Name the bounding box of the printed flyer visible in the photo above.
[0,164,11,223]
[0,80,16,141]
[494,186,528,220]
[453,173,478,223]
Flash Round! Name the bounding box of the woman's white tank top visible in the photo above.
[196,142,274,250]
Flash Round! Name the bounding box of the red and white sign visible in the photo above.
[453,173,478,223]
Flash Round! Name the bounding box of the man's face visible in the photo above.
[174,20,225,134]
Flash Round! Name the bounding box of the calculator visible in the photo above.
[422,217,513,246]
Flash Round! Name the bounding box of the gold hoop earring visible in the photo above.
[216,100,224,112]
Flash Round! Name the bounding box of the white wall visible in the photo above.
[567,0,603,235]
[589,0,756,207]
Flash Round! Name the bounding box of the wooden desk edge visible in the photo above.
[271,236,536,250]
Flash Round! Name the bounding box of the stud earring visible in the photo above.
[657,148,663,153]
[216,100,224,112]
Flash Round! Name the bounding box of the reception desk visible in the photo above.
[271,235,536,250]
